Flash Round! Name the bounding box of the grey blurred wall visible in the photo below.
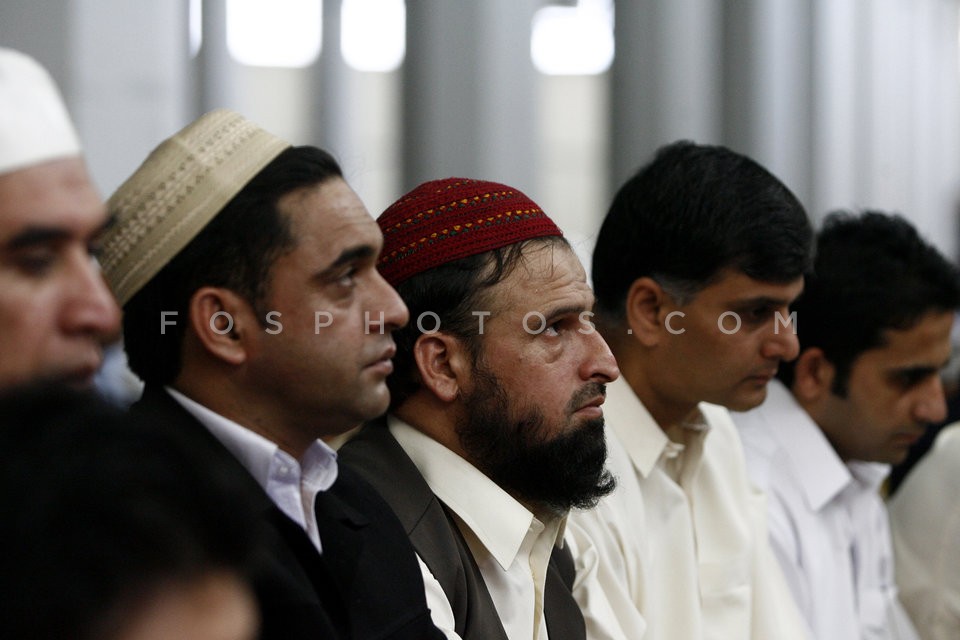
[3,0,959,262]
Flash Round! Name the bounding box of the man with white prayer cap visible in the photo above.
[0,48,120,388]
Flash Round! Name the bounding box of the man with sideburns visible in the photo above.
[101,109,443,640]
[339,177,621,639]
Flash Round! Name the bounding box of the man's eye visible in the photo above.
[747,306,774,321]
[543,321,562,336]
[88,240,104,260]
[895,372,928,389]
[337,267,358,288]
[15,250,55,276]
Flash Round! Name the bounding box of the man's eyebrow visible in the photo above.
[543,303,592,321]
[3,226,72,251]
[319,244,377,275]
[889,364,942,380]
[730,295,796,308]
[3,215,115,252]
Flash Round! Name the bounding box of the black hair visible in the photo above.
[592,140,813,321]
[123,145,343,385]
[778,210,960,394]
[387,236,570,409]
[0,384,261,639]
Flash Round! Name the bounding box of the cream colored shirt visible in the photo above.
[390,416,564,640]
[566,377,809,640]
[888,423,960,640]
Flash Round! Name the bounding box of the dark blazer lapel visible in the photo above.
[312,476,369,597]
[132,387,443,640]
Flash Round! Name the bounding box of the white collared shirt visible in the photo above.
[889,423,960,640]
[389,415,564,640]
[566,376,809,640]
[167,387,339,553]
[734,379,919,640]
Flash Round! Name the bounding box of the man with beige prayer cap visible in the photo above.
[101,108,445,640]
[0,48,120,388]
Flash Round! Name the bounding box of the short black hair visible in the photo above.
[123,145,343,385]
[592,140,813,321]
[779,210,960,394]
[0,384,261,639]
[387,236,570,410]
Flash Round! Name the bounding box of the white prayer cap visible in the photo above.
[0,48,81,175]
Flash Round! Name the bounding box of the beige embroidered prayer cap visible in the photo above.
[0,48,81,174]
[101,109,290,306]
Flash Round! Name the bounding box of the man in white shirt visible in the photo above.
[567,141,813,640]
[733,211,960,640]
[101,110,445,639]
[339,177,621,639]
[0,48,120,389]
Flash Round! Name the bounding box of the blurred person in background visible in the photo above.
[734,211,960,639]
[888,420,960,640]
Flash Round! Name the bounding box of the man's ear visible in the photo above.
[792,347,836,403]
[625,277,668,347]
[187,287,255,366]
[413,333,473,403]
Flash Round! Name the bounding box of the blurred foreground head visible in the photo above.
[0,384,261,640]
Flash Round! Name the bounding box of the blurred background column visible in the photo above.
[0,0,190,196]
[402,0,540,194]
[722,0,814,208]
[314,0,404,214]
[610,0,723,189]
[196,0,238,115]
[809,0,860,222]
[73,0,191,195]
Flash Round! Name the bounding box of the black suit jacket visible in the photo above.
[130,386,443,640]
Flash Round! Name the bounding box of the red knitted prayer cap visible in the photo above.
[377,177,563,287]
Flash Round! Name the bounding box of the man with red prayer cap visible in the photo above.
[339,177,621,640]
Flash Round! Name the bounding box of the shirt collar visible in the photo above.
[751,379,852,511]
[847,460,891,494]
[165,386,339,494]
[604,376,710,478]
[388,415,565,572]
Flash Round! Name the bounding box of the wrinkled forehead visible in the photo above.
[484,241,591,310]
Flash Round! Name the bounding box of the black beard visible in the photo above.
[455,365,616,516]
